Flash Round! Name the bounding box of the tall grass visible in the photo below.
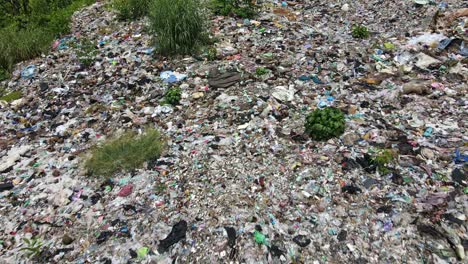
[149,0,206,56]
[0,27,51,73]
[0,0,95,81]
[112,0,150,21]
[85,128,165,177]
[209,0,257,18]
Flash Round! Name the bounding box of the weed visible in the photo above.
[155,183,166,194]
[372,149,397,174]
[164,87,182,106]
[73,38,98,67]
[0,91,23,102]
[149,0,206,55]
[0,69,9,81]
[19,237,43,259]
[112,0,150,20]
[85,103,106,114]
[255,67,268,76]
[85,128,165,177]
[351,24,370,39]
[0,0,95,78]
[305,107,346,140]
[210,0,257,18]
[0,26,51,73]
[206,47,218,61]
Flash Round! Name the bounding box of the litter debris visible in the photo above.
[20,65,36,79]
[0,1,467,263]
[160,71,187,83]
[157,220,187,253]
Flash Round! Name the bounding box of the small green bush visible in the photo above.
[210,0,257,18]
[164,87,182,106]
[85,128,165,177]
[73,38,98,67]
[255,67,268,76]
[149,0,206,55]
[351,24,370,39]
[372,149,397,174]
[113,0,150,20]
[206,47,217,61]
[305,107,345,140]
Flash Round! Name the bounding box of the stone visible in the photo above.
[62,234,74,245]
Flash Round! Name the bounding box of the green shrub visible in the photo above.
[73,38,98,67]
[255,67,268,76]
[305,107,346,140]
[85,128,165,177]
[164,87,182,105]
[351,24,370,39]
[29,0,51,15]
[113,0,150,20]
[206,47,217,61]
[372,149,397,174]
[209,0,256,18]
[46,9,72,35]
[149,0,206,55]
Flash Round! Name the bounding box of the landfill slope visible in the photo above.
[0,1,467,263]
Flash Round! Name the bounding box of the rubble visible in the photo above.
[0,0,467,263]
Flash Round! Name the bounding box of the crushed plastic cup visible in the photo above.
[21,65,36,79]
[160,71,187,83]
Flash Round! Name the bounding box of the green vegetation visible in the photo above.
[0,69,9,81]
[206,47,218,61]
[164,87,182,106]
[19,237,44,259]
[255,67,268,76]
[351,24,370,39]
[149,0,207,55]
[85,128,165,177]
[209,0,257,18]
[305,107,346,141]
[0,91,23,102]
[112,0,150,20]
[0,0,95,79]
[72,38,98,67]
[372,148,398,174]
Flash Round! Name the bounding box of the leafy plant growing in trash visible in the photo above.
[351,24,370,39]
[206,47,218,61]
[210,0,257,18]
[85,128,165,177]
[372,148,398,174]
[255,67,268,76]
[305,107,346,140]
[164,87,182,106]
[19,237,44,259]
[73,39,99,67]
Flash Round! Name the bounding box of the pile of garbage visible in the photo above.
[0,0,467,263]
